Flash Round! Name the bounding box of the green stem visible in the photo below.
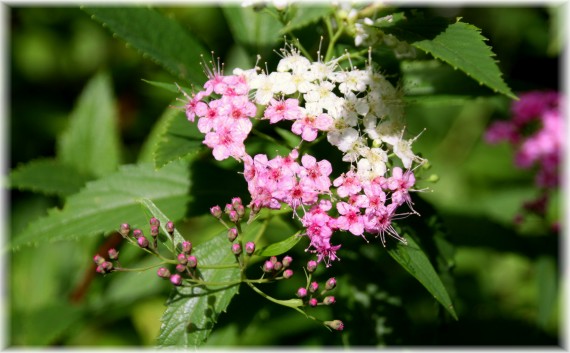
[199,263,240,270]
[251,128,294,150]
[114,262,165,272]
[293,37,314,62]
[324,16,346,62]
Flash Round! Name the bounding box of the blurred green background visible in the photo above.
[8,5,563,347]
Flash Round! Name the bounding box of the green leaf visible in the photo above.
[9,158,93,197]
[154,109,205,169]
[156,231,241,348]
[57,71,122,177]
[140,198,186,252]
[279,5,332,34]
[222,6,283,57]
[138,104,178,164]
[386,233,458,320]
[83,7,208,83]
[412,21,515,99]
[9,161,191,250]
[142,79,191,94]
[256,231,301,257]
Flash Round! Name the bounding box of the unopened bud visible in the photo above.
[102,261,113,271]
[150,217,160,227]
[170,274,182,286]
[177,253,188,264]
[325,277,336,291]
[231,197,242,208]
[227,228,238,242]
[108,248,119,260]
[282,255,292,268]
[187,255,197,268]
[176,263,186,273]
[309,281,319,293]
[283,269,293,279]
[263,260,274,272]
[137,236,149,248]
[273,261,282,271]
[307,260,317,273]
[119,223,130,237]
[157,267,171,278]
[245,241,255,255]
[166,221,175,234]
[96,264,106,274]
[229,210,239,223]
[309,298,318,307]
[324,320,344,331]
[133,229,143,238]
[210,205,222,218]
[323,296,336,305]
[270,256,278,264]
[235,204,245,218]
[181,241,192,254]
[93,254,105,265]
[224,203,233,214]
[296,287,307,298]
[231,243,242,255]
[150,225,159,237]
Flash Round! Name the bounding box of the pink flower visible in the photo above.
[336,202,365,236]
[364,203,407,246]
[291,113,333,141]
[185,91,208,122]
[484,121,518,144]
[386,167,415,207]
[333,170,362,198]
[195,99,221,133]
[299,155,332,193]
[203,120,248,161]
[264,98,303,124]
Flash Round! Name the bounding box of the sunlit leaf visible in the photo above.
[256,231,301,257]
[279,5,332,34]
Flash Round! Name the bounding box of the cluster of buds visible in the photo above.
[93,249,119,274]
[261,255,294,279]
[211,197,246,226]
[295,261,337,308]
[157,240,197,286]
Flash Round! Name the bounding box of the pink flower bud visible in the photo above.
[176,264,186,273]
[150,225,159,237]
[323,296,336,305]
[296,287,307,298]
[157,267,171,278]
[324,320,344,331]
[282,255,293,268]
[231,197,242,209]
[187,255,197,268]
[93,254,105,265]
[309,298,318,307]
[177,253,188,264]
[224,203,233,214]
[283,269,293,279]
[325,277,336,290]
[227,228,238,242]
[273,261,283,271]
[210,205,222,218]
[149,217,160,227]
[245,241,255,255]
[166,221,175,234]
[235,204,245,218]
[108,248,119,260]
[263,260,274,272]
[133,229,143,238]
[102,261,113,271]
[170,274,182,286]
[309,281,319,293]
[137,236,149,248]
[270,256,278,264]
[181,241,192,254]
[307,260,317,273]
[231,243,242,255]
[119,223,130,237]
[229,210,239,223]
[96,264,106,274]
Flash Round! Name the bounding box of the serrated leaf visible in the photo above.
[84,7,207,83]
[412,21,515,99]
[279,5,332,34]
[154,109,205,169]
[157,231,241,348]
[9,161,191,250]
[58,71,121,177]
[8,158,93,197]
[140,198,186,252]
[256,231,301,257]
[386,233,458,320]
[222,6,283,57]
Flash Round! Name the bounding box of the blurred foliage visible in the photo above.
[7,4,562,347]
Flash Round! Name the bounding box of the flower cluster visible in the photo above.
[183,45,426,266]
[485,90,562,225]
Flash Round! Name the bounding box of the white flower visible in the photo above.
[277,48,311,74]
[290,72,315,93]
[339,70,369,94]
[393,137,417,169]
[250,74,275,105]
[270,71,296,95]
[356,146,388,180]
[308,61,335,81]
[341,92,369,126]
[327,127,359,153]
[375,118,404,146]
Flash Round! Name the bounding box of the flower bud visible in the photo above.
[309,298,318,307]
[273,261,282,271]
[229,210,239,223]
[282,255,292,268]
[108,248,119,260]
[170,274,182,286]
[210,205,222,218]
[166,221,175,234]
[149,217,160,227]
[227,228,238,242]
[137,236,149,248]
[307,260,317,273]
[181,241,192,254]
[235,205,245,219]
[262,260,274,272]
[119,223,130,237]
[323,296,336,305]
[325,277,337,291]
[187,255,197,268]
[177,253,188,264]
[157,267,171,278]
[309,281,319,293]
[231,197,242,208]
[150,225,159,237]
[224,203,234,214]
[96,264,106,274]
[133,229,143,238]
[270,256,278,264]
[283,269,293,279]
[176,263,186,273]
[102,261,113,271]
[93,254,105,265]
[296,287,307,298]
[324,320,344,331]
[231,243,242,255]
[245,242,255,255]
